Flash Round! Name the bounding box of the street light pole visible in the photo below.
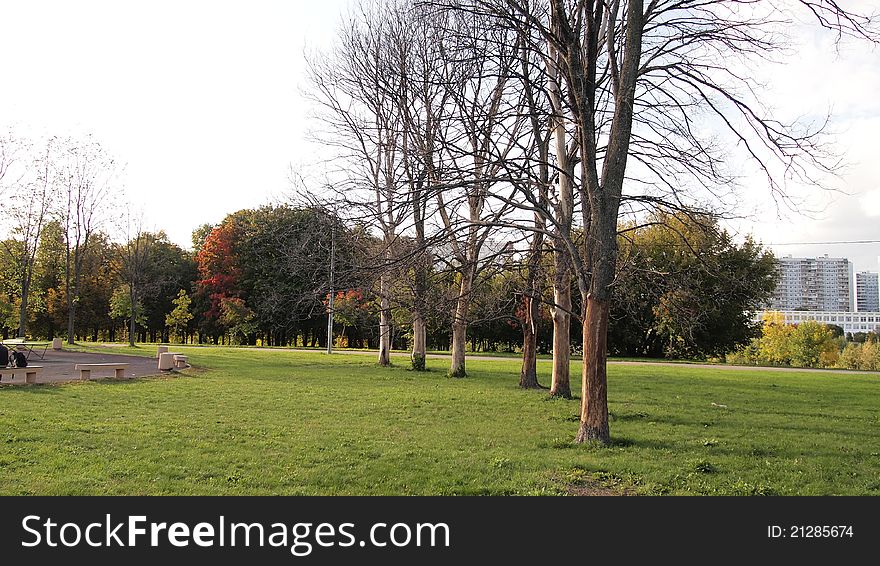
[326,218,336,355]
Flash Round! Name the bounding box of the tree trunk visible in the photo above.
[546,38,574,398]
[66,250,82,346]
[67,301,76,345]
[66,259,75,345]
[449,273,472,377]
[550,249,572,397]
[411,240,428,371]
[129,285,137,347]
[450,319,467,377]
[378,274,392,366]
[576,296,611,444]
[412,313,427,371]
[18,277,29,338]
[519,294,541,388]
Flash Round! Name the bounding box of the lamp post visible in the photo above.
[326,215,336,355]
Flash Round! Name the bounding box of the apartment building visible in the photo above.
[856,272,880,312]
[769,255,854,312]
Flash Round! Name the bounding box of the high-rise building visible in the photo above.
[856,272,880,312]
[769,255,853,312]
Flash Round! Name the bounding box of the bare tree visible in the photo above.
[0,134,55,338]
[515,32,551,389]
[56,136,119,344]
[440,0,877,443]
[397,5,450,370]
[306,0,413,366]
[12,140,55,338]
[430,9,524,377]
[116,211,153,347]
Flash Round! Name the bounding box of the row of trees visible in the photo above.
[0,132,126,342]
[0,218,196,345]
[0,131,206,345]
[303,0,875,443]
[189,204,776,355]
[0,174,773,361]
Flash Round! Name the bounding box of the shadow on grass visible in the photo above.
[0,383,67,395]
[605,436,673,450]
[539,435,673,451]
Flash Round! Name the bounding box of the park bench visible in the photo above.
[75,363,130,380]
[173,355,189,369]
[0,366,43,385]
[158,352,183,370]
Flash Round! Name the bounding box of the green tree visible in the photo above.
[609,212,776,359]
[756,312,794,366]
[139,233,198,342]
[165,289,193,343]
[219,297,256,345]
[74,233,117,342]
[30,220,68,339]
[789,320,838,368]
[109,284,145,343]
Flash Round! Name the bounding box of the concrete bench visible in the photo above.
[0,366,43,385]
[75,363,130,380]
[172,355,189,369]
[159,352,183,370]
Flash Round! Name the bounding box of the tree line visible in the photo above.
[0,161,773,359]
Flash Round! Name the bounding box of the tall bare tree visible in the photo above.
[7,139,55,337]
[397,5,451,370]
[56,136,118,344]
[431,9,524,377]
[306,0,413,366]
[117,211,153,347]
[443,0,877,443]
[515,32,551,389]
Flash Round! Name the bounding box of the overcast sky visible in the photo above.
[1,0,878,272]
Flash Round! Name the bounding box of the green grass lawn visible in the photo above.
[1,346,878,495]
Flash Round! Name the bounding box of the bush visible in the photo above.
[726,314,840,369]
[862,342,880,371]
[726,343,760,366]
[835,341,880,371]
[789,321,838,368]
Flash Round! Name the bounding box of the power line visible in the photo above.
[770,240,880,246]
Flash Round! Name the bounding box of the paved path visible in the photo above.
[0,350,161,385]
[289,348,880,375]
[10,346,873,382]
